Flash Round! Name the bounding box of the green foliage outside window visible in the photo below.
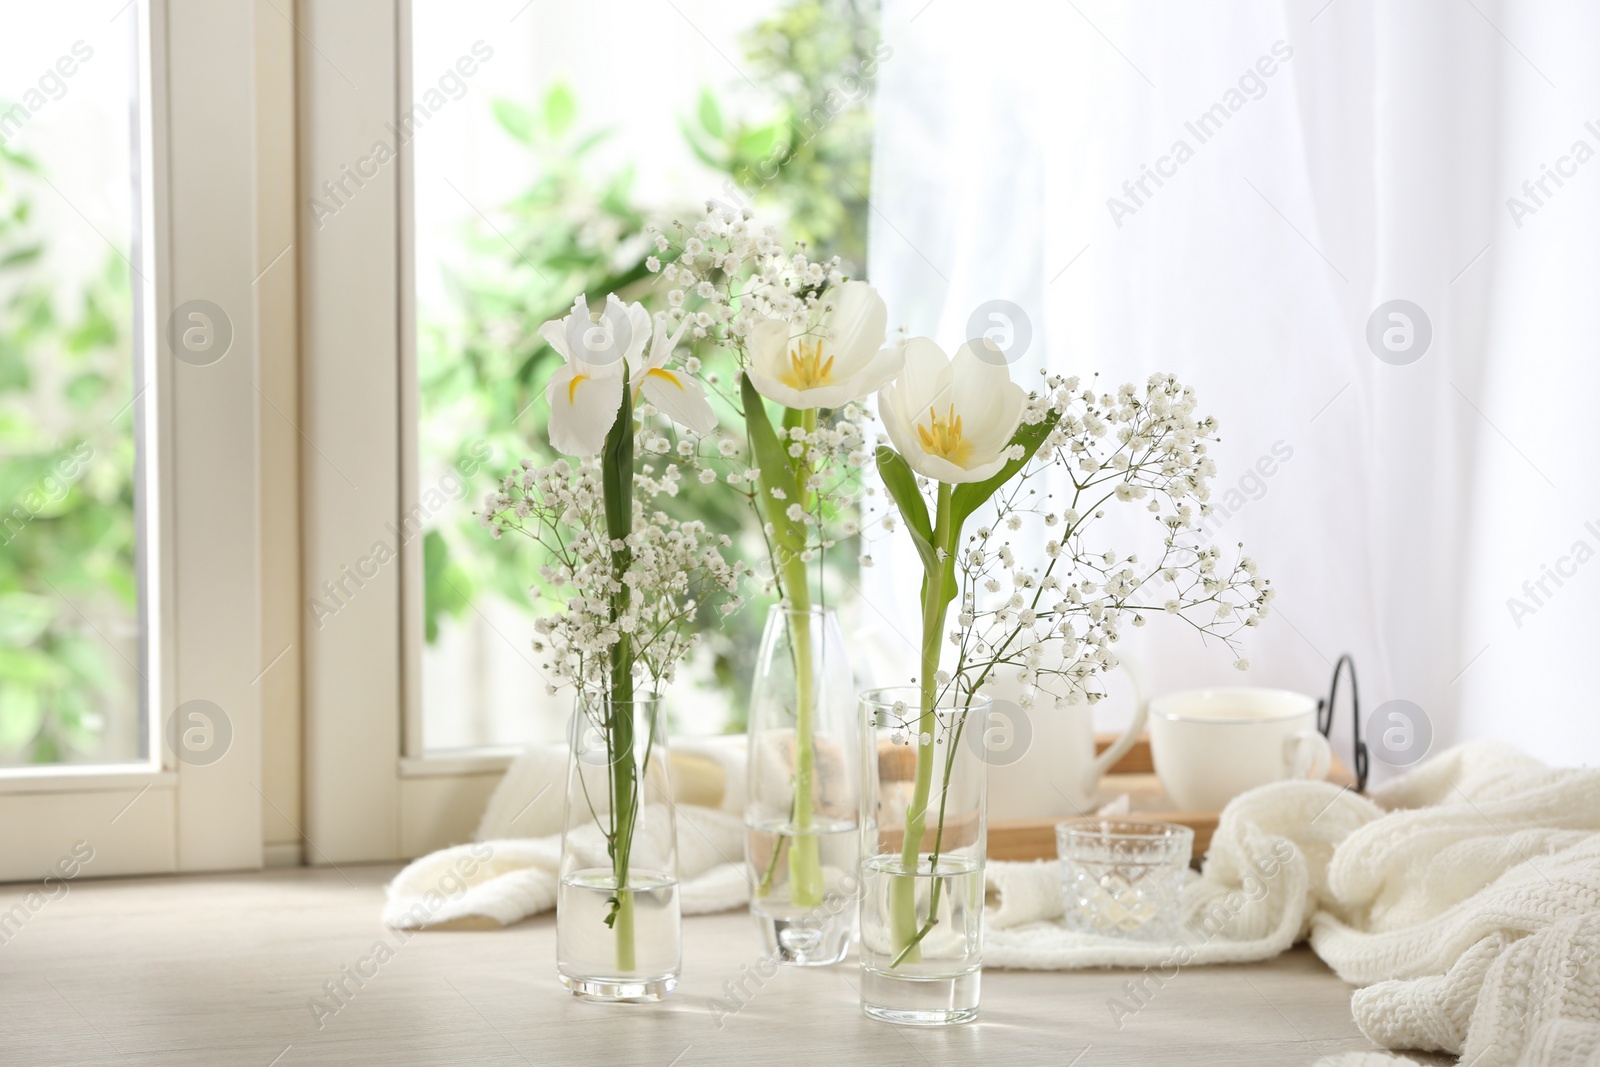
[419,0,882,729]
[0,141,138,765]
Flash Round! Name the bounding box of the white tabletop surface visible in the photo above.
[2,865,1445,1066]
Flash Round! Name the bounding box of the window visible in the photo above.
[302,0,885,860]
[0,0,269,882]
[0,4,144,768]
[407,0,883,753]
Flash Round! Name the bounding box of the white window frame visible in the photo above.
[0,0,267,882]
[300,0,517,864]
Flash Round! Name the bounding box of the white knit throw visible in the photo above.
[383,738,750,929]
[984,742,1600,1065]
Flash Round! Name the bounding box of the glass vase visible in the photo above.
[557,695,680,1001]
[859,687,992,1025]
[745,605,860,965]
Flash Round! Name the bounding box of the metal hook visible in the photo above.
[1317,654,1368,793]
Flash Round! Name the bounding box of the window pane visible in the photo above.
[0,5,144,767]
[411,0,880,751]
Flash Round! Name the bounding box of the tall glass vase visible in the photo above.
[745,605,859,965]
[557,695,680,1000]
[859,687,992,1025]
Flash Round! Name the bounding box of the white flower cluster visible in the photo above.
[481,441,749,699]
[871,371,1274,708]
[645,203,844,347]
[649,203,880,597]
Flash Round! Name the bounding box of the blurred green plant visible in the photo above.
[0,141,138,765]
[681,0,885,272]
[419,0,881,730]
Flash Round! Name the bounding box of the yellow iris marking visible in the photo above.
[644,367,685,391]
[567,373,589,404]
[916,404,972,466]
[778,338,836,390]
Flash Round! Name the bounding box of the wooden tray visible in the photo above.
[988,734,1353,862]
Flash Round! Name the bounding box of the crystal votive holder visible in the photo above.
[1056,818,1193,941]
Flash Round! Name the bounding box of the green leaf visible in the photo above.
[737,123,781,161]
[677,120,725,170]
[740,374,804,562]
[569,128,613,157]
[491,98,537,145]
[0,243,41,270]
[544,83,577,138]
[421,530,470,644]
[64,371,106,409]
[0,684,43,748]
[601,368,634,543]
[0,646,63,685]
[0,593,52,645]
[874,446,937,572]
[696,88,724,138]
[53,635,112,693]
[949,411,1061,535]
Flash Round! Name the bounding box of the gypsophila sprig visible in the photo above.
[868,354,1273,970]
[482,442,748,700]
[650,201,893,602]
[879,370,1273,713]
[495,284,747,980]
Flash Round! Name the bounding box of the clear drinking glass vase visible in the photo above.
[859,687,992,1025]
[557,695,680,1000]
[744,605,860,965]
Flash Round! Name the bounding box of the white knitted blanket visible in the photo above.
[383,737,750,929]
[984,742,1600,1065]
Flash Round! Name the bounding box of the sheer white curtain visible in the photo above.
[861,0,1600,773]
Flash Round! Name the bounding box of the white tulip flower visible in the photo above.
[540,295,715,456]
[878,336,1026,484]
[745,280,897,409]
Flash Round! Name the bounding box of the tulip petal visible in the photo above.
[895,337,955,413]
[747,317,792,372]
[746,366,812,409]
[850,343,907,399]
[878,380,922,466]
[951,341,1026,454]
[909,449,1003,484]
[820,281,887,374]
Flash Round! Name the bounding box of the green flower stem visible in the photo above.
[602,372,637,974]
[889,483,956,965]
[777,407,823,907]
[742,381,827,909]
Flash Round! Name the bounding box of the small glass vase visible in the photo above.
[859,687,992,1025]
[745,605,860,965]
[557,695,680,1001]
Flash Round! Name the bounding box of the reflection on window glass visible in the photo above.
[412,0,880,751]
[0,3,142,766]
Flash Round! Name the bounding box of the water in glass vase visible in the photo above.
[858,855,984,1025]
[556,868,681,1001]
[748,816,859,965]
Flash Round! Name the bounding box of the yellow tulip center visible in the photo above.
[916,404,972,466]
[778,338,836,391]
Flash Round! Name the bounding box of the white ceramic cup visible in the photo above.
[1148,687,1332,812]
